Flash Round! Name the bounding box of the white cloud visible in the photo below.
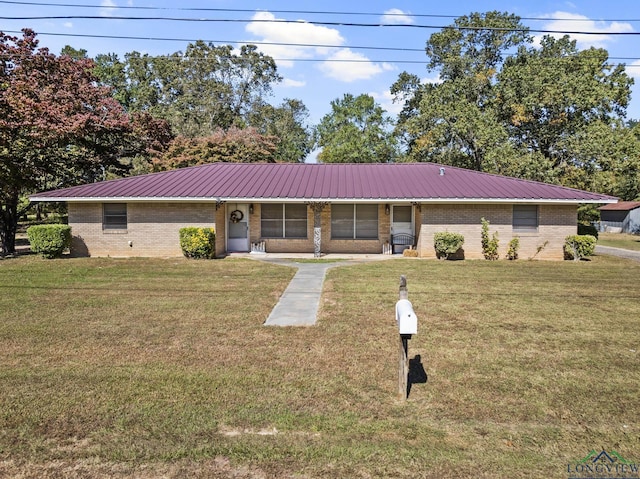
[246,11,344,68]
[63,22,73,28]
[246,10,401,82]
[369,90,403,115]
[422,74,443,85]
[381,8,414,25]
[281,78,306,88]
[376,75,443,115]
[627,60,640,80]
[540,11,633,49]
[99,0,118,17]
[319,49,395,82]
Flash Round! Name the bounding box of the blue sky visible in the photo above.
[2,0,640,127]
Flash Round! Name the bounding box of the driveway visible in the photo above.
[595,245,640,262]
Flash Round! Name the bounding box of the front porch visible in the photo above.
[223,201,418,257]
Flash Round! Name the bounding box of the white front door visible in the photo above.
[227,204,250,252]
[391,205,414,253]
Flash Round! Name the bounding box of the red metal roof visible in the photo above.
[599,201,640,211]
[30,162,617,203]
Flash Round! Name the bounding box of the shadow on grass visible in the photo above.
[407,354,428,398]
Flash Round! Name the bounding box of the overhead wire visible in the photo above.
[2,29,639,69]
[1,4,639,68]
[2,0,640,23]
[2,15,640,36]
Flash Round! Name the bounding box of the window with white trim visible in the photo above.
[513,205,538,232]
[103,203,127,230]
[331,204,378,239]
[261,204,307,238]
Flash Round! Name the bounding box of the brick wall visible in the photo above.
[416,203,577,260]
[68,202,218,257]
[69,201,577,259]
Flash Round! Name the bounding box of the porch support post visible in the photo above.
[307,202,328,258]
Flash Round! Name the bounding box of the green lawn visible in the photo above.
[598,232,640,251]
[1,255,639,478]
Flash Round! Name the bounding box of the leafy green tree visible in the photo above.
[93,42,282,137]
[315,93,398,163]
[497,35,638,195]
[390,71,425,153]
[391,11,640,199]
[0,29,171,256]
[394,11,529,169]
[60,45,88,59]
[248,99,313,162]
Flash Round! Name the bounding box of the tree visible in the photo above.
[497,35,638,194]
[94,42,282,137]
[0,29,170,256]
[390,71,425,153]
[151,127,279,171]
[248,99,313,162]
[314,93,398,163]
[391,11,640,197]
[394,11,529,169]
[60,45,88,59]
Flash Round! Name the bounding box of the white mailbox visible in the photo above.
[396,299,417,335]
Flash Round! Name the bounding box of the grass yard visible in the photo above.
[1,254,639,478]
[598,232,640,251]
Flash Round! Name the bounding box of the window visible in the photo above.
[331,204,378,239]
[513,205,538,232]
[261,204,307,238]
[103,203,127,230]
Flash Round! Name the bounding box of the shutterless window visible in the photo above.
[331,204,378,239]
[103,203,127,230]
[261,204,307,238]
[513,205,538,232]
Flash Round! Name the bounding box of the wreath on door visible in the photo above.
[230,209,244,223]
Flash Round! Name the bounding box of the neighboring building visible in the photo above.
[30,162,617,260]
[599,201,640,234]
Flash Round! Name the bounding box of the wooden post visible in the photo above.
[399,274,408,300]
[399,334,409,399]
[398,275,409,400]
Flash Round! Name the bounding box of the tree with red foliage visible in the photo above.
[0,29,171,256]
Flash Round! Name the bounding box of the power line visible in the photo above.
[2,0,640,23]
[2,15,640,36]
[0,30,426,53]
[2,30,640,68]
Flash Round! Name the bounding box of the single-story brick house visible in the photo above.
[598,201,640,234]
[30,162,616,259]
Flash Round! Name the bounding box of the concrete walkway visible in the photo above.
[248,254,393,327]
[262,261,342,326]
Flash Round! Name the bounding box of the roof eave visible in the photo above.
[29,196,618,205]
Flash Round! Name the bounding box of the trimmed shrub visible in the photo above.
[577,222,599,239]
[26,224,71,259]
[506,237,520,260]
[179,227,216,259]
[564,234,596,261]
[481,217,499,260]
[402,248,419,257]
[433,232,464,260]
